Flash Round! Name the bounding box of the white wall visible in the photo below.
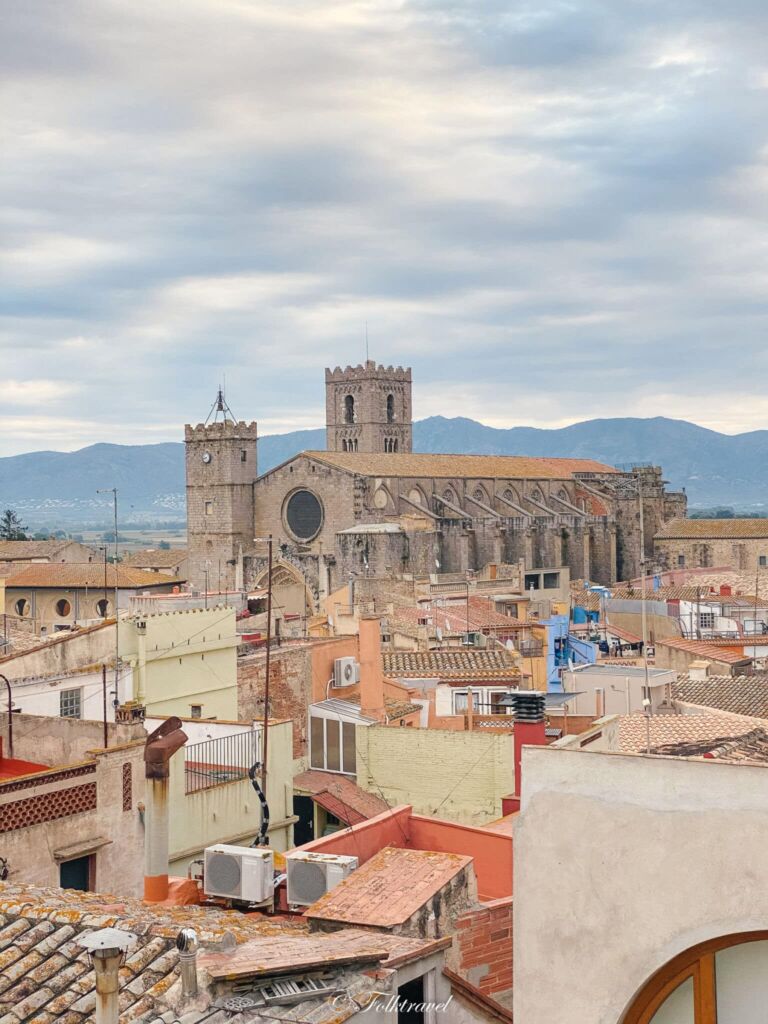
[513,746,768,1024]
[8,666,134,721]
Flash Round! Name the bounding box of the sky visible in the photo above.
[3,0,768,457]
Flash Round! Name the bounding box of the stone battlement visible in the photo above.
[185,420,258,441]
[325,361,411,382]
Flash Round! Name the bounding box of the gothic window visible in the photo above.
[342,439,348,451]
[344,394,355,424]
[474,487,486,502]
[387,394,395,423]
[393,439,398,452]
[443,488,455,504]
[354,439,358,451]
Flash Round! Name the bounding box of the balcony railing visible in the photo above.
[184,729,262,794]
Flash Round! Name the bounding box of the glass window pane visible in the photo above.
[310,716,325,769]
[716,940,768,1023]
[326,718,341,771]
[342,722,356,775]
[650,977,694,1024]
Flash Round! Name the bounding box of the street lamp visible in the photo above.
[253,535,273,800]
[97,488,120,705]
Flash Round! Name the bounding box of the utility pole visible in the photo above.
[637,475,651,707]
[97,488,120,706]
[253,535,274,800]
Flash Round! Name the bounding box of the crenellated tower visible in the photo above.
[325,360,412,454]
[185,392,258,593]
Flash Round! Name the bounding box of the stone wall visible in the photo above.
[655,535,768,573]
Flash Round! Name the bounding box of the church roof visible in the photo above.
[656,517,768,540]
[301,451,618,480]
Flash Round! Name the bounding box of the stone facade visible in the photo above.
[325,361,412,453]
[186,364,686,600]
[184,419,258,591]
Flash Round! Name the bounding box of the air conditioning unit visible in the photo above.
[285,852,358,907]
[203,844,274,903]
[333,657,360,687]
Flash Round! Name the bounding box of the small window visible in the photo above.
[699,612,715,630]
[344,394,355,424]
[55,598,72,617]
[524,573,541,590]
[190,705,202,719]
[205,500,213,516]
[677,554,686,567]
[453,690,469,713]
[543,572,560,590]
[241,449,247,462]
[386,393,395,423]
[14,598,29,617]
[96,598,110,617]
[60,688,82,719]
[760,556,767,568]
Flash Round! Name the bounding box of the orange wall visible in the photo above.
[310,637,358,702]
[409,814,512,901]
[294,804,513,902]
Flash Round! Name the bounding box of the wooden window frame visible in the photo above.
[622,932,768,1024]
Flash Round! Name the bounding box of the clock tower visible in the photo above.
[184,391,258,593]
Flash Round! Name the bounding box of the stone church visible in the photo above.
[185,361,686,604]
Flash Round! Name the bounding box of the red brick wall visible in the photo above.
[238,645,312,758]
[455,897,513,1003]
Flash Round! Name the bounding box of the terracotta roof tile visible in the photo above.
[122,548,188,569]
[674,672,768,718]
[304,846,473,928]
[382,649,518,681]
[302,451,618,480]
[4,563,184,589]
[293,770,390,823]
[618,711,768,755]
[657,637,752,665]
[655,518,768,540]
[0,541,78,561]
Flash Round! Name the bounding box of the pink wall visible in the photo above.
[294,804,513,901]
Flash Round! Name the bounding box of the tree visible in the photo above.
[0,509,29,541]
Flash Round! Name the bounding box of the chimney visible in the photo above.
[78,928,136,1024]
[511,690,547,812]
[359,615,386,721]
[687,659,710,682]
[144,717,188,902]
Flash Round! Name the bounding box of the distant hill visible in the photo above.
[1,415,767,524]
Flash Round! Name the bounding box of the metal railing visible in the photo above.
[184,728,262,794]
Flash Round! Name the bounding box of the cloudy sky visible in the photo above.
[3,0,768,457]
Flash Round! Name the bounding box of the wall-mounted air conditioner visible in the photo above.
[285,851,358,907]
[333,657,360,687]
[203,844,274,903]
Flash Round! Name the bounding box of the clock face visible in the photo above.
[202,452,212,464]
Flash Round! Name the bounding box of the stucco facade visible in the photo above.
[513,745,768,1024]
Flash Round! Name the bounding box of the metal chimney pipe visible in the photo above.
[143,717,188,902]
[176,928,199,999]
[77,928,135,1024]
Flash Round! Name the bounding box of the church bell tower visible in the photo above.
[185,390,258,593]
[325,361,412,454]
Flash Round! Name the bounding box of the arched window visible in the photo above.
[622,932,768,1024]
[96,598,110,617]
[393,439,398,452]
[342,439,348,451]
[387,394,395,423]
[344,394,355,424]
[14,598,29,617]
[353,439,358,451]
[55,598,71,618]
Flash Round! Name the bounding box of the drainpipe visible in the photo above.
[144,717,187,902]
[0,673,12,759]
[78,928,136,1024]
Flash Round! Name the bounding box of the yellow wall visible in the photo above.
[355,724,515,826]
[122,606,239,719]
[167,720,295,873]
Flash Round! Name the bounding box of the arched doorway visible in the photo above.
[622,932,768,1023]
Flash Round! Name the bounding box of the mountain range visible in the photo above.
[1,415,766,524]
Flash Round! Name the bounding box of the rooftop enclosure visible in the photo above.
[295,803,513,902]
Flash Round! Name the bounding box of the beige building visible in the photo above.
[513,733,768,1024]
[4,562,185,632]
[655,517,768,572]
[0,538,97,569]
[0,606,239,722]
[122,546,189,577]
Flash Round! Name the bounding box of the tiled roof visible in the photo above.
[341,693,423,721]
[382,649,519,681]
[618,712,768,756]
[122,548,188,568]
[0,882,441,1024]
[612,585,706,602]
[0,540,76,560]
[656,637,753,665]
[302,451,619,480]
[655,518,768,540]
[387,597,527,637]
[674,673,768,719]
[304,846,473,928]
[294,770,390,824]
[4,563,184,589]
